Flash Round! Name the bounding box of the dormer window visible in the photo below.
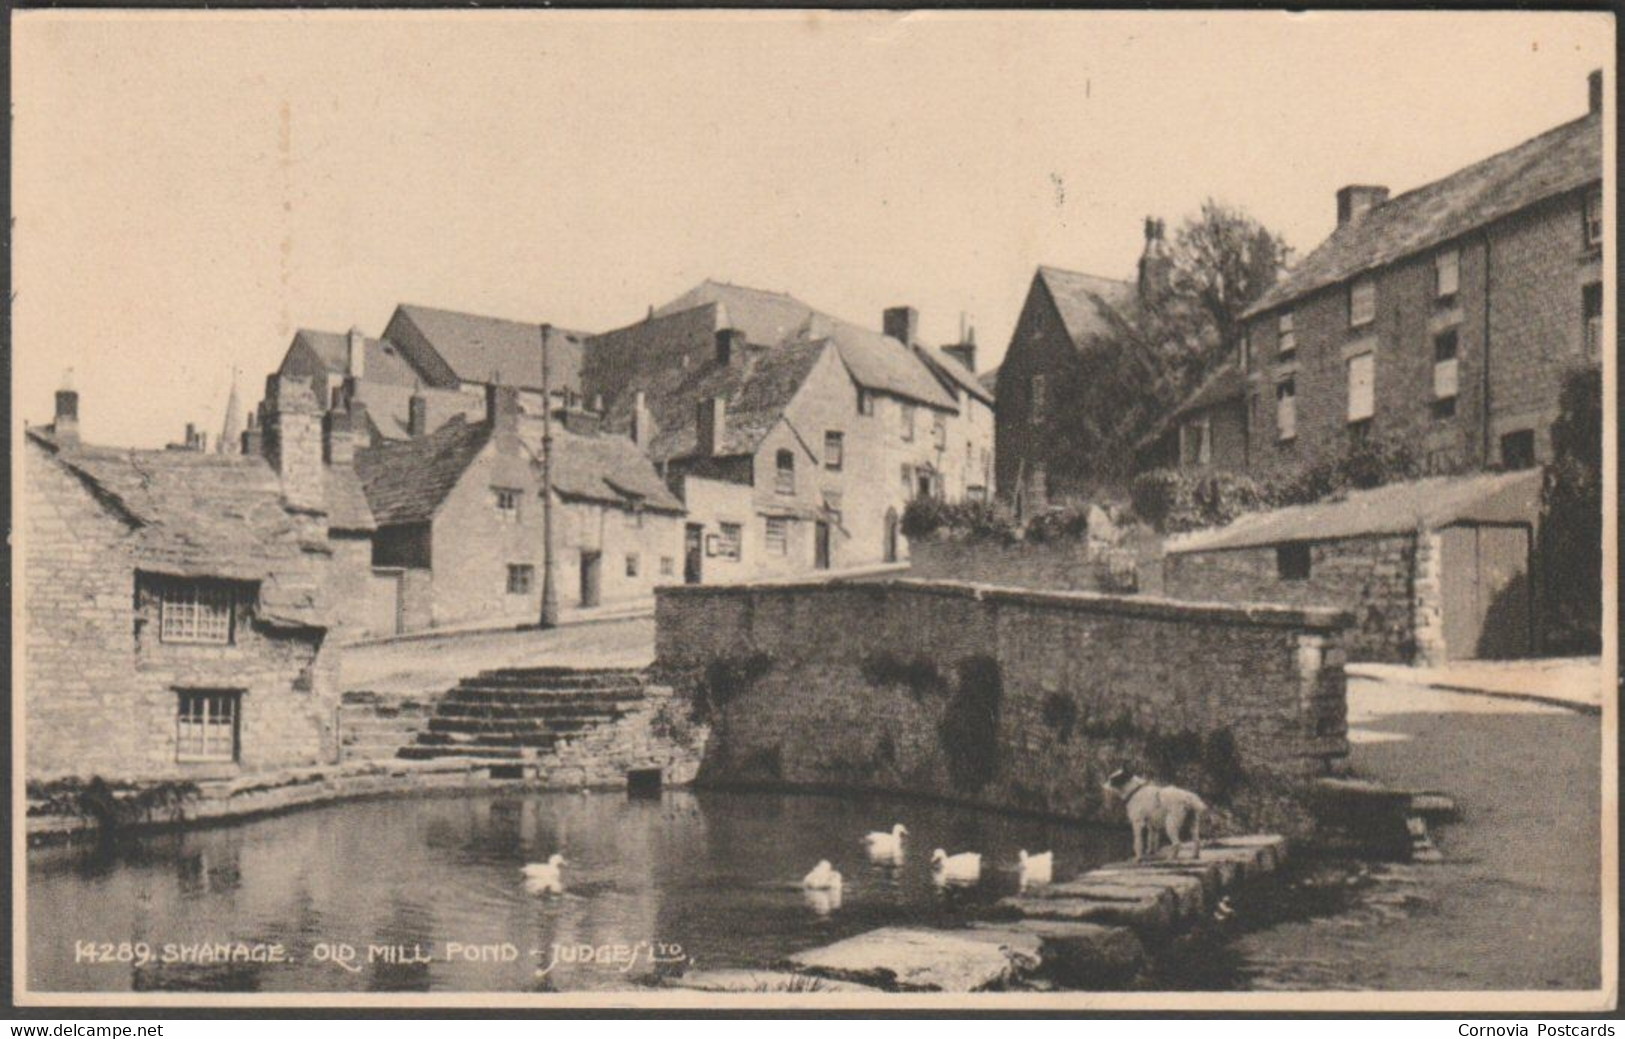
[158,578,236,645]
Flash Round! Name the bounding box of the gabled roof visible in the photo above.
[545,426,684,513]
[352,381,485,442]
[1036,266,1134,347]
[287,329,426,387]
[354,415,493,526]
[1246,111,1602,318]
[917,345,995,405]
[979,366,1000,396]
[602,336,834,463]
[386,304,588,393]
[644,280,959,409]
[1165,469,1543,554]
[26,430,330,628]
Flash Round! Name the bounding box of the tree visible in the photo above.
[1539,367,1602,653]
[1168,199,1292,362]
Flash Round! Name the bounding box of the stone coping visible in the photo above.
[657,577,1352,632]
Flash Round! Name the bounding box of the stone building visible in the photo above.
[1238,71,1604,478]
[1163,468,1543,663]
[589,280,995,576]
[23,382,344,782]
[353,383,683,634]
[1137,362,1250,473]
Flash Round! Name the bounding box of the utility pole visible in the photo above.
[539,322,561,628]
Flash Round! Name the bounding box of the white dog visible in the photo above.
[1102,769,1206,861]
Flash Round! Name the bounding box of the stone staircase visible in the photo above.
[397,666,650,763]
[338,692,439,762]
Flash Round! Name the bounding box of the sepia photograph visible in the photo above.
[8,8,1617,1013]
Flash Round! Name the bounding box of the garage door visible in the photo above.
[1439,524,1532,660]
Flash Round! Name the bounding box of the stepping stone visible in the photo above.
[998,892,1174,932]
[1209,834,1289,870]
[1077,869,1208,919]
[787,926,1042,992]
[971,920,1145,987]
[664,970,880,994]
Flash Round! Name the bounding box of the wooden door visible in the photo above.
[1440,524,1531,660]
[684,524,703,584]
[367,569,404,636]
[815,521,831,570]
[884,508,899,563]
[579,551,602,608]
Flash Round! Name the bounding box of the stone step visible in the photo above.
[396,745,525,761]
[445,686,646,705]
[425,716,617,737]
[786,926,1042,992]
[967,921,1145,988]
[465,670,646,691]
[435,700,641,720]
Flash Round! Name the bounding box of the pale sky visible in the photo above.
[12,10,1613,447]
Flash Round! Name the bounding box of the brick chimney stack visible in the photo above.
[883,306,919,346]
[241,411,263,456]
[943,325,978,373]
[408,384,428,438]
[485,381,521,434]
[263,372,325,513]
[53,371,79,447]
[347,327,366,380]
[630,390,652,448]
[1137,217,1174,303]
[1336,185,1390,227]
[324,396,365,467]
[715,328,745,366]
[1589,69,1603,115]
[696,396,726,456]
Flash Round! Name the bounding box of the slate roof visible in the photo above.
[290,330,425,387]
[388,305,588,392]
[1246,111,1602,318]
[917,345,995,405]
[647,280,959,409]
[354,416,492,526]
[353,381,485,442]
[26,430,330,628]
[1164,469,1543,554]
[1036,266,1134,347]
[544,426,684,513]
[603,336,833,464]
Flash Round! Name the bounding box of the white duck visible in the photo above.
[930,848,982,885]
[802,859,843,892]
[1017,849,1054,887]
[862,823,908,861]
[521,853,567,894]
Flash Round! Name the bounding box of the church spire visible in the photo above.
[217,368,243,454]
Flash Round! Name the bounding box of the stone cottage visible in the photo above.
[23,382,343,782]
[1163,468,1543,663]
[353,382,683,634]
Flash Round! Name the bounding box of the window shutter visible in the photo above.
[1347,353,1375,422]
[1433,357,1459,400]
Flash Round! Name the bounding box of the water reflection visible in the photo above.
[29,789,1127,993]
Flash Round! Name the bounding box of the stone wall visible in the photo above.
[1163,533,1418,663]
[901,539,1138,595]
[655,579,1349,835]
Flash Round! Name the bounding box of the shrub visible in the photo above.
[900,496,950,540]
[1540,367,1602,653]
[901,497,1020,544]
[1130,469,1183,530]
[1129,468,1266,533]
[1024,503,1092,544]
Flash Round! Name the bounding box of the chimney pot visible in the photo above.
[631,390,651,447]
[1589,69,1603,115]
[53,382,80,446]
[944,341,978,373]
[883,306,919,346]
[408,389,428,438]
[1336,185,1390,226]
[485,382,521,434]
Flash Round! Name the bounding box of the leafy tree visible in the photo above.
[1539,368,1602,653]
[1168,199,1292,361]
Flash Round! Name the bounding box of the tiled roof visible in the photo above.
[290,330,425,387]
[1164,469,1543,554]
[1037,266,1134,347]
[646,280,959,409]
[387,304,588,392]
[26,430,330,628]
[916,345,994,405]
[543,426,684,513]
[602,336,833,463]
[1246,112,1602,318]
[354,415,492,526]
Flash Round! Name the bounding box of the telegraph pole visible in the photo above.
[539,322,561,628]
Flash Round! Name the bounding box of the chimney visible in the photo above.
[1336,185,1390,226]
[630,390,652,448]
[182,423,200,451]
[715,328,745,366]
[1589,68,1603,115]
[263,372,325,512]
[563,409,601,436]
[696,396,726,456]
[1138,217,1174,303]
[52,373,79,447]
[943,329,978,373]
[241,411,263,457]
[408,386,428,438]
[485,381,521,434]
[883,306,919,346]
[347,327,366,379]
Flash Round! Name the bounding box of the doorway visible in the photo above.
[684,524,704,584]
[884,508,899,563]
[579,550,602,608]
[815,521,831,570]
[1439,523,1532,659]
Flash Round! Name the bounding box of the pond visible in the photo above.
[27,789,1134,993]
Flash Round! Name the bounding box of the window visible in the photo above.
[159,580,235,644]
[506,565,534,595]
[1432,330,1459,414]
[775,449,795,495]
[717,522,743,561]
[659,556,675,577]
[932,412,947,449]
[1030,375,1048,424]
[900,463,914,495]
[1277,313,1297,361]
[823,491,843,526]
[1585,187,1604,249]
[493,487,522,520]
[1435,249,1460,300]
[624,507,643,529]
[1500,430,1536,471]
[824,431,844,471]
[176,690,240,763]
[765,517,789,556]
[901,404,916,442]
[1349,276,1376,328]
[1276,544,1311,582]
[1275,379,1297,442]
[857,389,875,416]
[1584,283,1603,362]
[1182,417,1212,466]
[625,553,640,578]
[1347,351,1375,423]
